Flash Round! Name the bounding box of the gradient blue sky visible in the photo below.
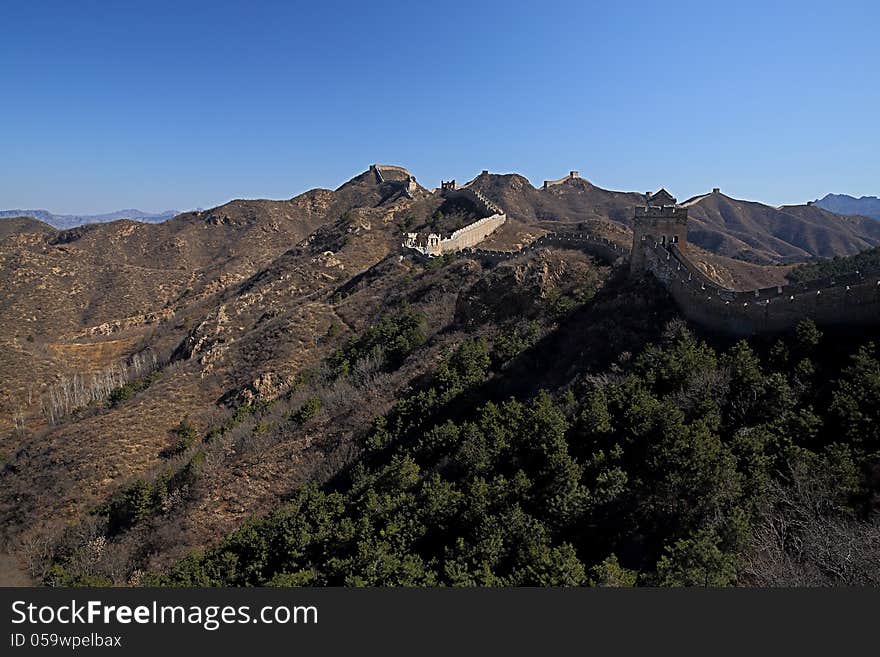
[2,0,878,214]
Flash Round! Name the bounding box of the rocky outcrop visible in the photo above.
[172,305,231,373]
[79,309,175,337]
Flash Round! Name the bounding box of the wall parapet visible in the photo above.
[403,212,507,256]
[371,164,418,198]
[543,171,582,189]
[402,180,880,335]
[403,184,507,256]
[644,241,880,335]
[633,206,689,223]
[442,186,504,216]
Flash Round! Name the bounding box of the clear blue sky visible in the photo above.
[2,0,878,214]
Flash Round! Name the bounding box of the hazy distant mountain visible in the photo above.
[814,194,880,221]
[0,208,180,229]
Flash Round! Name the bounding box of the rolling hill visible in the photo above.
[681,190,880,264]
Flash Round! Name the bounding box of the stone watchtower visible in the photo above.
[630,188,688,274]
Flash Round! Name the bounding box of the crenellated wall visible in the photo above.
[543,170,582,189]
[403,184,507,256]
[630,205,688,274]
[441,186,505,217]
[371,164,419,198]
[644,241,880,336]
[629,190,880,335]
[441,213,507,252]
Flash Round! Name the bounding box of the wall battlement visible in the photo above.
[644,240,880,335]
[543,170,582,189]
[444,186,504,216]
[631,192,688,274]
[633,206,689,221]
[632,189,880,335]
[403,182,508,256]
[371,164,419,198]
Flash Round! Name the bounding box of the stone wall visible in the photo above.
[371,164,418,198]
[402,181,880,336]
[371,164,412,182]
[630,205,689,274]
[403,185,507,256]
[543,171,581,189]
[667,244,728,289]
[439,213,506,253]
[644,241,880,336]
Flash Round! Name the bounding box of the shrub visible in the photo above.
[289,397,322,425]
[492,321,539,365]
[107,480,161,534]
[163,417,199,457]
[108,371,160,407]
[329,306,427,376]
[786,247,880,283]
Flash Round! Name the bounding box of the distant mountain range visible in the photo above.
[814,194,880,221]
[0,208,180,229]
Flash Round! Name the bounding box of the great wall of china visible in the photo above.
[400,172,880,336]
[371,164,419,199]
[402,175,507,256]
[629,190,880,335]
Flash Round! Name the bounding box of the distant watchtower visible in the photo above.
[630,189,688,274]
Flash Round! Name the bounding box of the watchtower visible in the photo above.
[630,189,688,274]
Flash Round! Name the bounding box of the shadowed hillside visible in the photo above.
[0,216,56,241]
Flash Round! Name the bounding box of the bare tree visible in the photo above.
[40,348,161,424]
[742,472,880,586]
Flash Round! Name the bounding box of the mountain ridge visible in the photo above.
[464,172,880,264]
